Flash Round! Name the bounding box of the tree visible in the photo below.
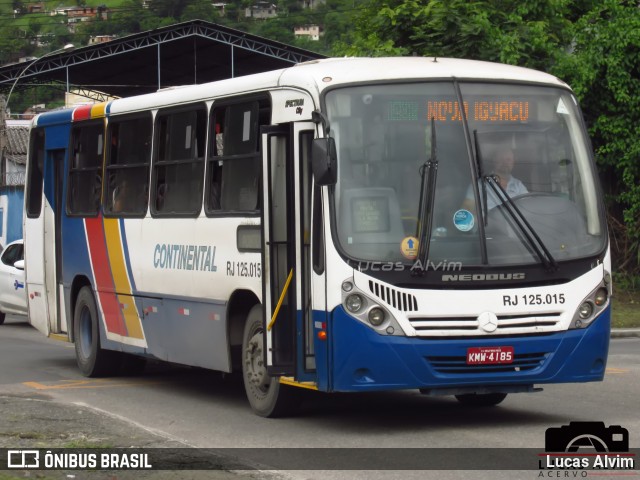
[252,18,296,45]
[110,0,158,33]
[552,0,640,272]
[149,0,191,19]
[333,0,572,67]
[180,2,220,22]
[0,28,24,64]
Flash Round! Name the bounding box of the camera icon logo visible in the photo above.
[545,422,629,452]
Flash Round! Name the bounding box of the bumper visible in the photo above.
[330,305,611,392]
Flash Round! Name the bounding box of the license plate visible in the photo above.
[467,346,514,365]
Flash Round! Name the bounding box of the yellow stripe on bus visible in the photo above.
[103,218,144,340]
[90,102,108,118]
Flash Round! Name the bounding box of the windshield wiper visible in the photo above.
[484,176,559,272]
[412,118,438,275]
[472,130,490,227]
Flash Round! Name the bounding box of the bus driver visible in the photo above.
[461,148,528,211]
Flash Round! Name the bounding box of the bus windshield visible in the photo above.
[326,82,606,267]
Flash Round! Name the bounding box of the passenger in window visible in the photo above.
[156,183,167,212]
[462,148,528,211]
[113,179,132,213]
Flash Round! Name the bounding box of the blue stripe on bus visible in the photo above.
[36,109,73,127]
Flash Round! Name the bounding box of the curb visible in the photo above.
[611,328,640,338]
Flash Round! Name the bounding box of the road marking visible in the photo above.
[606,368,630,374]
[23,379,160,390]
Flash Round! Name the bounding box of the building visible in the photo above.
[212,2,227,16]
[89,35,117,46]
[51,5,108,20]
[294,25,321,41]
[245,2,277,19]
[65,90,117,108]
[0,119,28,247]
[27,2,45,14]
[302,0,326,8]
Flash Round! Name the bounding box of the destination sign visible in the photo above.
[428,100,529,122]
[387,100,530,122]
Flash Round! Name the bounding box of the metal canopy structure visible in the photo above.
[0,19,326,101]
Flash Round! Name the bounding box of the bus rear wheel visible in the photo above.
[455,392,508,407]
[241,305,300,417]
[74,287,119,377]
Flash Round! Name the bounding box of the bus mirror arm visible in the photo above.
[311,110,330,134]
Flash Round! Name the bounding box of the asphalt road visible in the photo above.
[0,314,638,480]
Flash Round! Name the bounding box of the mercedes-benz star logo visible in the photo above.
[477,311,498,332]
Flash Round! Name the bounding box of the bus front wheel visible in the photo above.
[241,305,300,417]
[74,287,119,377]
[455,392,508,407]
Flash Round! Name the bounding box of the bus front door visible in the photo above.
[43,149,66,334]
[261,123,320,379]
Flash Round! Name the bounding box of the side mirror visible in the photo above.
[312,137,337,186]
[14,260,25,270]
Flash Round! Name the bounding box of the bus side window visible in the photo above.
[67,122,104,216]
[104,114,152,216]
[26,129,46,218]
[152,105,206,216]
[205,99,268,215]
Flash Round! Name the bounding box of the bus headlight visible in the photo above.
[571,281,610,329]
[340,278,405,336]
[345,294,364,313]
[342,281,354,292]
[578,302,593,320]
[368,307,385,326]
[594,288,608,307]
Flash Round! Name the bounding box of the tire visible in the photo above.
[455,392,508,407]
[242,305,300,417]
[74,287,119,377]
[0,311,5,325]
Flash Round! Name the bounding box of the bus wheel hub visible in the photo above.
[245,334,268,389]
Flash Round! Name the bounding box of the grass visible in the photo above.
[62,440,115,449]
[611,288,640,328]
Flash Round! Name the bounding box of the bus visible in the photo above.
[23,57,611,417]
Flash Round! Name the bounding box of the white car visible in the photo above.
[0,239,27,324]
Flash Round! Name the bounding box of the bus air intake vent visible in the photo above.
[426,352,549,375]
[368,281,418,312]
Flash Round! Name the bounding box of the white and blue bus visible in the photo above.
[24,57,611,416]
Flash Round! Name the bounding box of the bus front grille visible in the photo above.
[408,312,562,336]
